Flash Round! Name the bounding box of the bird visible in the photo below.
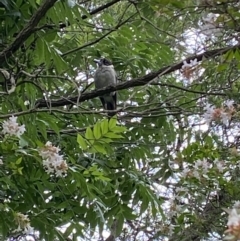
[94,57,117,117]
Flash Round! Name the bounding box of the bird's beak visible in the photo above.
[94,59,101,64]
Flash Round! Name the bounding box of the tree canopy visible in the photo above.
[1,0,240,240]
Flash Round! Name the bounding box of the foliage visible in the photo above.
[0,0,240,240]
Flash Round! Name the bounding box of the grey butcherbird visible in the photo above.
[94,57,117,117]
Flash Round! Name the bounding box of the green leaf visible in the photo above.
[104,132,123,139]
[115,214,124,236]
[108,118,117,130]
[93,122,102,139]
[17,167,23,175]
[121,205,137,220]
[100,119,109,135]
[15,157,22,165]
[91,143,107,154]
[85,127,94,140]
[110,126,127,133]
[77,134,88,150]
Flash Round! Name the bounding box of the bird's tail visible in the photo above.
[106,101,116,117]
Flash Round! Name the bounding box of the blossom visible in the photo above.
[194,159,202,168]
[192,170,200,180]
[181,168,190,178]
[24,100,30,106]
[227,209,240,227]
[14,212,33,235]
[203,103,215,124]
[200,14,222,37]
[203,102,234,125]
[176,187,187,193]
[201,159,210,173]
[224,206,240,240]
[38,141,68,177]
[214,160,224,173]
[225,100,234,109]
[233,201,240,209]
[2,116,26,137]
[202,13,216,23]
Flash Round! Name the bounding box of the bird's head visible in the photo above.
[94,57,113,67]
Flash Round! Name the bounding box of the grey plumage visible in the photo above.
[94,58,117,117]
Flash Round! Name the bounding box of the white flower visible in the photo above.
[175,205,182,212]
[23,224,34,235]
[176,187,187,193]
[168,225,175,236]
[24,100,30,106]
[214,160,224,173]
[220,111,230,125]
[227,208,240,227]
[194,159,202,168]
[233,201,240,209]
[182,60,191,69]
[190,58,198,66]
[167,210,177,218]
[14,212,33,234]
[203,103,215,124]
[0,159,3,165]
[2,116,26,137]
[39,142,68,177]
[204,103,214,111]
[202,13,216,23]
[181,168,190,178]
[200,23,222,37]
[201,159,210,173]
[225,100,234,109]
[193,159,210,175]
[193,170,200,180]
[13,225,22,233]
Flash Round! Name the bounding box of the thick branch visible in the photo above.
[57,0,122,28]
[83,0,122,19]
[0,0,57,63]
[35,44,238,108]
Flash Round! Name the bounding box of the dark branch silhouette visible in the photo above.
[82,0,122,19]
[0,0,58,64]
[35,44,237,108]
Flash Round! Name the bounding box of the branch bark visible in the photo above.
[82,0,122,19]
[35,44,238,108]
[0,0,57,63]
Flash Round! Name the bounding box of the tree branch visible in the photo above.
[0,0,57,63]
[82,0,122,20]
[35,44,238,108]
[62,13,136,57]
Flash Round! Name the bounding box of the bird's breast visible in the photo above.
[94,67,117,90]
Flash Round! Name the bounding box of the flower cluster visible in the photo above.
[225,203,240,240]
[2,116,26,138]
[181,58,198,79]
[203,100,235,125]
[38,141,68,177]
[181,158,225,180]
[167,194,185,218]
[13,212,33,235]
